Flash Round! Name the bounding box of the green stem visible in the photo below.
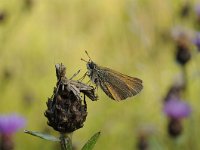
[60,133,73,150]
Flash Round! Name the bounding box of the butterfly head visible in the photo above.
[81,50,97,72]
[87,61,96,70]
[81,51,97,76]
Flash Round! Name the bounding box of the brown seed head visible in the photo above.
[45,64,88,133]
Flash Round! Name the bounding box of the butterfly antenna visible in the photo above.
[81,58,87,63]
[85,50,92,61]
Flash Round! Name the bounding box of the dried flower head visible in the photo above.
[180,2,191,18]
[137,134,148,150]
[168,118,182,138]
[171,28,191,65]
[175,42,191,66]
[164,86,181,102]
[136,126,155,150]
[45,64,97,133]
[0,11,6,23]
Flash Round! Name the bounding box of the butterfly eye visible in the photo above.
[88,62,95,69]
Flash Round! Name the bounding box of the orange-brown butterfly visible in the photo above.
[81,51,143,101]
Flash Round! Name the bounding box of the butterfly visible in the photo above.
[81,51,143,101]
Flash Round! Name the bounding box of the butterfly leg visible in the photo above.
[86,79,92,84]
[78,72,88,81]
[69,69,81,80]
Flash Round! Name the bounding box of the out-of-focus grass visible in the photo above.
[0,0,200,150]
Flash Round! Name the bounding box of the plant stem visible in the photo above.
[60,133,73,150]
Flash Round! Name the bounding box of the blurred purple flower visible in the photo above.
[193,32,200,51]
[195,4,200,17]
[0,114,26,134]
[163,99,191,119]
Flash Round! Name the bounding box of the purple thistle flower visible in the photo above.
[163,98,191,119]
[193,32,200,51]
[0,114,26,134]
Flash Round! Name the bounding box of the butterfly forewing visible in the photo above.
[97,66,143,101]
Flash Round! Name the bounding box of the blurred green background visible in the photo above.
[0,0,200,149]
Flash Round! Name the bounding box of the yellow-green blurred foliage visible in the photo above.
[0,0,200,149]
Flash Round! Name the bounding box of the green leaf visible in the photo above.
[24,130,60,142]
[81,132,101,150]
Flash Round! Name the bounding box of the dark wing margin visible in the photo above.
[98,67,143,101]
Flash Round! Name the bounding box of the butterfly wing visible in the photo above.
[97,66,143,101]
